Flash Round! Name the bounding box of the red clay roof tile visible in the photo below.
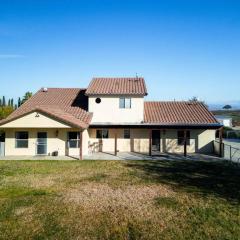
[0,88,92,129]
[144,101,219,125]
[85,77,148,95]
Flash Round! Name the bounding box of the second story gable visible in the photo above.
[85,77,148,123]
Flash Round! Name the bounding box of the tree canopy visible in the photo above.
[223,104,232,110]
[0,92,33,120]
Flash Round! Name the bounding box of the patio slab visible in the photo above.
[84,152,224,161]
[0,152,224,161]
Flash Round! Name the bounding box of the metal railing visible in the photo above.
[214,140,240,164]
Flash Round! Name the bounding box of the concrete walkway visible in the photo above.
[0,152,223,161]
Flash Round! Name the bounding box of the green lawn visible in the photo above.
[0,160,239,240]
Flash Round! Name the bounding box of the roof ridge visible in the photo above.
[86,77,147,95]
[92,77,144,79]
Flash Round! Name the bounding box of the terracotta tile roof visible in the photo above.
[144,101,219,125]
[85,77,148,96]
[0,88,92,129]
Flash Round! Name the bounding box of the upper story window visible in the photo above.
[15,131,28,148]
[96,129,109,139]
[177,131,190,146]
[119,98,131,109]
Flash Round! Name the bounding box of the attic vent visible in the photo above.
[43,87,48,92]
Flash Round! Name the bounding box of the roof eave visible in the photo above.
[0,108,89,130]
[89,122,222,129]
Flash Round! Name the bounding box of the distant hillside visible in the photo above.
[208,101,240,110]
[212,110,240,127]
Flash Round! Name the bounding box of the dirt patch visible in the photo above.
[15,206,33,216]
[64,183,175,215]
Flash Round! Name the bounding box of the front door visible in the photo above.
[152,130,160,152]
[37,132,47,155]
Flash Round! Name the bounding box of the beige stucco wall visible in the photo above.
[2,127,215,157]
[161,129,215,153]
[88,128,216,154]
[0,112,71,128]
[4,128,89,157]
[1,112,90,157]
[88,96,144,123]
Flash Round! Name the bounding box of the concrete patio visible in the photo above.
[0,152,224,161]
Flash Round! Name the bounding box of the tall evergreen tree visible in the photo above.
[8,99,10,106]
[2,96,6,106]
[10,98,14,107]
[0,98,2,107]
[18,97,21,108]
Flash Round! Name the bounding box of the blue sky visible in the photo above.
[0,0,239,104]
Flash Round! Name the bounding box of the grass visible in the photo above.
[0,160,239,240]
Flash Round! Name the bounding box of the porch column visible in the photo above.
[149,129,152,156]
[114,129,117,156]
[184,130,187,157]
[219,127,223,157]
[79,130,83,160]
[130,137,134,152]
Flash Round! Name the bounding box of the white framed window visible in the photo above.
[96,129,109,139]
[68,132,80,148]
[119,98,131,109]
[15,131,28,148]
[124,129,130,139]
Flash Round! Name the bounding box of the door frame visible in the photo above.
[36,132,48,155]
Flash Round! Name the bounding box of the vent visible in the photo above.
[43,87,48,92]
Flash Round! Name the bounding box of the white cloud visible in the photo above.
[0,54,25,59]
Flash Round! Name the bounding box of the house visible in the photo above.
[0,77,222,159]
[215,115,232,128]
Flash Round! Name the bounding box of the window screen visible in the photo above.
[119,98,131,109]
[124,129,130,139]
[124,98,131,108]
[96,129,109,139]
[119,98,125,108]
[15,132,28,148]
[68,132,80,148]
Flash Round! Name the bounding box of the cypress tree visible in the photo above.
[8,99,10,106]
[2,96,6,106]
[10,98,14,107]
[18,97,21,108]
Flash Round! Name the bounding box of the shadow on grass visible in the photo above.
[126,160,240,203]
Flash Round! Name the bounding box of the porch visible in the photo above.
[0,152,223,161]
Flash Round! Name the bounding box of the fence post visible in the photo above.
[222,143,225,158]
[230,145,232,162]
